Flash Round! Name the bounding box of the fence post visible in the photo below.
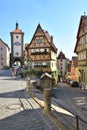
[44,88,52,113]
[76,115,79,130]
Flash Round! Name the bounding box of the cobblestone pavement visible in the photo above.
[34,83,87,130]
[0,75,60,130]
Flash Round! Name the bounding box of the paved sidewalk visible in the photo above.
[30,86,87,130]
[0,76,60,130]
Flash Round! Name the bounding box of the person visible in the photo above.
[79,81,83,89]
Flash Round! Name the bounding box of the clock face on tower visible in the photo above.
[14,42,21,46]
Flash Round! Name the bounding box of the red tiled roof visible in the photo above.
[10,23,24,34]
[12,28,22,33]
[44,30,57,53]
[44,31,51,42]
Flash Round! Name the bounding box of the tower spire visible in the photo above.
[84,11,86,16]
[16,22,18,29]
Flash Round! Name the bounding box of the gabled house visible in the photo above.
[71,56,78,80]
[74,14,87,83]
[0,39,10,69]
[26,24,58,73]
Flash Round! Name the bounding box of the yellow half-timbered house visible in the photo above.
[26,24,57,73]
[74,15,87,84]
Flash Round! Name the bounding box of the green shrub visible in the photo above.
[21,69,43,78]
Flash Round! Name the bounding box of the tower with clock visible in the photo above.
[10,23,24,66]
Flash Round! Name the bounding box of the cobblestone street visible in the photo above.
[0,74,60,130]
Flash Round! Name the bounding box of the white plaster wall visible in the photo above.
[13,34,22,57]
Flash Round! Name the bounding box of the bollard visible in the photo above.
[44,88,52,113]
[76,115,79,130]
[26,76,30,91]
[32,81,36,96]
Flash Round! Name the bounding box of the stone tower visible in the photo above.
[10,23,24,66]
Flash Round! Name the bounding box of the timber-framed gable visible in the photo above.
[26,23,57,72]
[74,14,87,84]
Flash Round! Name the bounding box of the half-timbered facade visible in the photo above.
[26,24,57,73]
[74,15,87,83]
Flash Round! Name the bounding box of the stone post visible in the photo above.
[44,88,52,113]
[26,76,30,91]
[32,81,36,96]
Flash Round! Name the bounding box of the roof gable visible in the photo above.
[0,39,10,50]
[74,15,87,53]
[77,16,87,38]
[57,51,66,59]
[28,24,57,53]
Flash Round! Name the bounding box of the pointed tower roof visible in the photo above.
[10,22,24,34]
[57,51,66,59]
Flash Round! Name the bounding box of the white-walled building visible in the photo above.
[57,51,66,79]
[0,39,10,69]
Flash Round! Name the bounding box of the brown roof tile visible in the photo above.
[57,51,66,59]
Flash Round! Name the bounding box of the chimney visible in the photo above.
[51,36,53,43]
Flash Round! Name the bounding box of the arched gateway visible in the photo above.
[10,23,24,66]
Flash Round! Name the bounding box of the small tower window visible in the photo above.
[16,36,18,38]
[44,48,47,52]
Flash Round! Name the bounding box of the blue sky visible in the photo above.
[0,0,87,59]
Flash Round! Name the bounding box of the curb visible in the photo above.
[25,87,71,130]
[33,96,70,130]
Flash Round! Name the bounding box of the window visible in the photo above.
[1,54,4,58]
[1,47,3,51]
[44,48,47,52]
[16,36,18,38]
[83,51,86,60]
[36,39,43,44]
[36,49,39,52]
[40,49,44,52]
[1,62,3,65]
[31,49,35,53]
